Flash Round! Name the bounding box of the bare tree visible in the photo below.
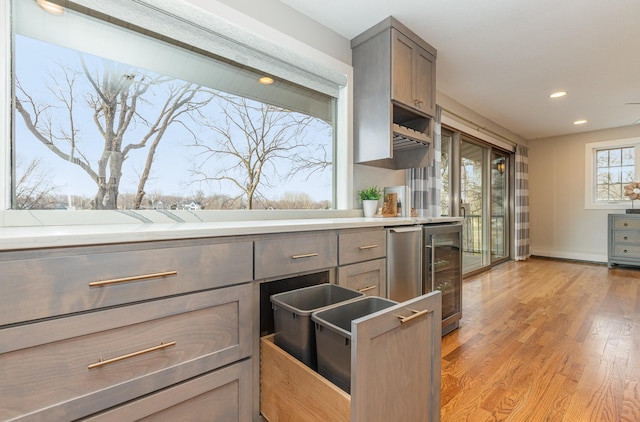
[15,59,212,210]
[13,157,59,209]
[190,95,327,209]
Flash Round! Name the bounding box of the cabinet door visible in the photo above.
[391,30,436,116]
[351,291,442,422]
[414,46,436,116]
[338,259,386,297]
[391,30,416,110]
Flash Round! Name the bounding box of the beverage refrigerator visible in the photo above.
[423,222,463,335]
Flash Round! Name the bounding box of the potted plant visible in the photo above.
[358,186,382,217]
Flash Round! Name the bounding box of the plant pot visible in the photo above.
[362,199,379,218]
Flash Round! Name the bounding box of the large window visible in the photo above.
[585,138,640,209]
[11,0,339,211]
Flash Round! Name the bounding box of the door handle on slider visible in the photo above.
[357,285,376,293]
[397,308,431,324]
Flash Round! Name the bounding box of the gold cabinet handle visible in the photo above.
[357,285,377,293]
[359,244,379,250]
[398,308,431,324]
[291,253,319,259]
[88,341,176,370]
[89,271,178,287]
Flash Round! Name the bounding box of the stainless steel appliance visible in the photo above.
[423,222,463,335]
[386,226,422,302]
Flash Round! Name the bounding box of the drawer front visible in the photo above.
[612,244,640,258]
[82,360,252,422]
[255,232,337,279]
[0,284,252,422]
[338,229,386,265]
[0,239,253,327]
[612,216,640,230]
[338,259,386,297]
[613,231,640,243]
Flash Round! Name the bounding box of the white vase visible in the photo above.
[362,199,379,218]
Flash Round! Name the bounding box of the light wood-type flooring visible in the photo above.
[441,258,640,422]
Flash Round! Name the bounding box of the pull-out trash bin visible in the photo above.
[311,296,398,392]
[270,283,364,369]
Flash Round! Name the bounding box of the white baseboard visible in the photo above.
[529,247,606,264]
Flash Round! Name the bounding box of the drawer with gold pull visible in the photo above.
[338,229,386,265]
[0,283,252,421]
[255,232,337,279]
[0,238,253,326]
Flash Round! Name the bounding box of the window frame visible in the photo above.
[1,0,354,221]
[584,137,640,209]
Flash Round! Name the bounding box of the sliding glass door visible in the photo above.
[441,129,512,275]
[491,151,509,263]
[460,139,489,273]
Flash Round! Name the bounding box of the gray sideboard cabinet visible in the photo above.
[608,213,640,268]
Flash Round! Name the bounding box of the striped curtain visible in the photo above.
[514,145,530,260]
[407,105,442,217]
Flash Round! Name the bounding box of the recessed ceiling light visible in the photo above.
[36,0,64,15]
[573,119,588,125]
[258,76,274,85]
[549,91,567,98]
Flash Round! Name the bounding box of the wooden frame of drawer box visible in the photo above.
[0,284,252,422]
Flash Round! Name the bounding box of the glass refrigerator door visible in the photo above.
[425,229,462,322]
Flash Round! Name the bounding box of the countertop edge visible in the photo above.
[0,216,463,251]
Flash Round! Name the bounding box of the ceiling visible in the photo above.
[280,0,640,140]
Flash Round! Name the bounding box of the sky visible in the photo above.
[13,34,333,207]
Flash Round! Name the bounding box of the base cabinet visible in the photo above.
[0,237,254,422]
[260,291,442,422]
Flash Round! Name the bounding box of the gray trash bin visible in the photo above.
[270,284,364,369]
[311,296,398,393]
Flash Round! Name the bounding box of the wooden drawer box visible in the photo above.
[82,359,252,421]
[0,284,252,422]
[261,335,350,422]
[260,292,442,422]
[255,232,337,280]
[0,238,253,327]
[338,229,386,265]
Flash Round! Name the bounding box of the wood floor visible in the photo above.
[441,257,640,422]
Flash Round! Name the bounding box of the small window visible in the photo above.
[595,147,634,201]
[585,138,640,209]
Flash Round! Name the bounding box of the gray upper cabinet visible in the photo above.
[351,17,437,169]
[392,29,436,117]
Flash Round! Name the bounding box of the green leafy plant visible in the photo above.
[358,186,382,201]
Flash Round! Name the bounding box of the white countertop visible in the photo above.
[0,209,463,251]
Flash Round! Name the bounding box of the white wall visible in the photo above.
[529,125,640,262]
